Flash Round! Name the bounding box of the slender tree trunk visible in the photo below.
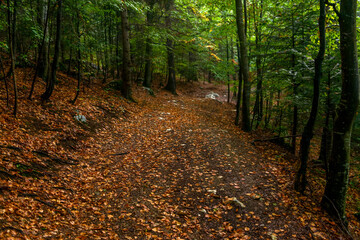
[45,19,52,87]
[120,5,133,100]
[227,38,230,103]
[243,0,247,36]
[252,0,263,129]
[103,17,108,84]
[143,0,155,88]
[72,9,81,104]
[231,38,237,99]
[36,0,47,79]
[295,0,326,193]
[165,0,176,94]
[41,0,62,101]
[318,72,333,172]
[7,0,18,116]
[235,0,251,132]
[29,0,50,100]
[235,43,242,126]
[116,11,121,79]
[322,0,359,224]
[291,6,299,154]
[264,91,273,128]
[0,54,9,107]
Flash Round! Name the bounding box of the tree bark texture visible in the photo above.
[165,0,176,95]
[235,43,243,126]
[72,9,81,104]
[29,0,50,100]
[7,0,18,116]
[235,0,251,132]
[322,0,359,224]
[294,0,326,193]
[41,0,62,101]
[143,0,156,88]
[120,5,133,100]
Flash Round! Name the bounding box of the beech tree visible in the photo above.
[41,0,62,101]
[7,0,18,116]
[294,0,326,193]
[321,0,359,224]
[164,0,177,95]
[235,0,250,132]
[120,3,132,100]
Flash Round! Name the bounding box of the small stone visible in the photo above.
[231,197,246,208]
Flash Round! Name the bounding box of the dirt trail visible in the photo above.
[0,82,350,239]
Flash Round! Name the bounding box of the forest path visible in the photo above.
[0,82,348,239]
[48,83,345,239]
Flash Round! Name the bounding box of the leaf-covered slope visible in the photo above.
[0,77,357,239]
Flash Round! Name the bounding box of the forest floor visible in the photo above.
[0,72,359,239]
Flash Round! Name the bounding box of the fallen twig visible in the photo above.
[252,135,302,145]
[108,152,130,156]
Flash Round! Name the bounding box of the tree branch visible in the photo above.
[325,0,340,17]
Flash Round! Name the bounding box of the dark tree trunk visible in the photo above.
[322,0,359,224]
[295,0,325,193]
[291,8,299,154]
[143,0,155,88]
[231,38,237,100]
[227,38,230,103]
[165,0,176,95]
[116,11,121,79]
[36,0,48,79]
[29,0,50,100]
[72,9,81,104]
[235,43,242,126]
[102,15,109,84]
[41,0,62,101]
[264,91,273,129]
[0,53,9,107]
[251,0,263,129]
[318,72,333,172]
[120,5,133,100]
[187,50,197,82]
[235,0,251,132]
[7,0,18,116]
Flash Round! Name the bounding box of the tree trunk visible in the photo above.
[251,0,263,129]
[103,16,108,84]
[264,91,273,128]
[235,0,251,132]
[291,6,298,154]
[165,0,176,95]
[72,9,81,104]
[29,0,50,100]
[36,0,48,79]
[0,50,9,107]
[143,0,155,88]
[227,38,230,103]
[41,0,62,101]
[7,0,18,116]
[318,72,333,172]
[322,0,359,224]
[120,5,133,100]
[235,43,242,126]
[116,11,121,79]
[295,0,325,193]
